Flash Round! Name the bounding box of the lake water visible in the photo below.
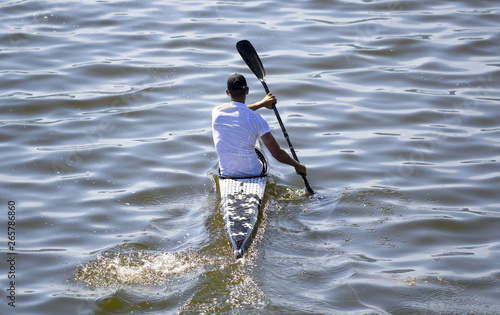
[1,0,499,314]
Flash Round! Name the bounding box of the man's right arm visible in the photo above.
[261,132,307,176]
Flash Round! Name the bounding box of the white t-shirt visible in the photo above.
[212,101,270,177]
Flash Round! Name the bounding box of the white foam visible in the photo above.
[76,250,202,286]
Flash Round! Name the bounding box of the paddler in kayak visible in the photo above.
[212,73,307,178]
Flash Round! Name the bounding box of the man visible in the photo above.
[212,73,307,177]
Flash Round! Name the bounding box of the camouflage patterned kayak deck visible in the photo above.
[218,149,268,258]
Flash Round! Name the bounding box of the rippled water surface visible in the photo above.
[1,0,500,314]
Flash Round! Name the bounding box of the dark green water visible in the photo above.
[1,0,499,314]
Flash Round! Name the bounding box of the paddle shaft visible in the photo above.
[236,40,314,195]
[260,81,315,195]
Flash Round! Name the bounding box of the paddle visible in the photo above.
[236,40,315,195]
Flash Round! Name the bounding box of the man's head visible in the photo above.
[226,73,249,101]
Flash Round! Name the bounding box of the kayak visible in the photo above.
[218,148,268,258]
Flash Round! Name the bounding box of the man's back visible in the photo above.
[212,101,270,177]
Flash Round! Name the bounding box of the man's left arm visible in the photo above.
[247,93,276,111]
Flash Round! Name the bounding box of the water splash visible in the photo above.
[76,250,205,286]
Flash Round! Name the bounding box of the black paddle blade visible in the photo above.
[236,40,266,82]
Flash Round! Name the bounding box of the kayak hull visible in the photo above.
[218,149,267,258]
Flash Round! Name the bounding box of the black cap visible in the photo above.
[227,73,247,90]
